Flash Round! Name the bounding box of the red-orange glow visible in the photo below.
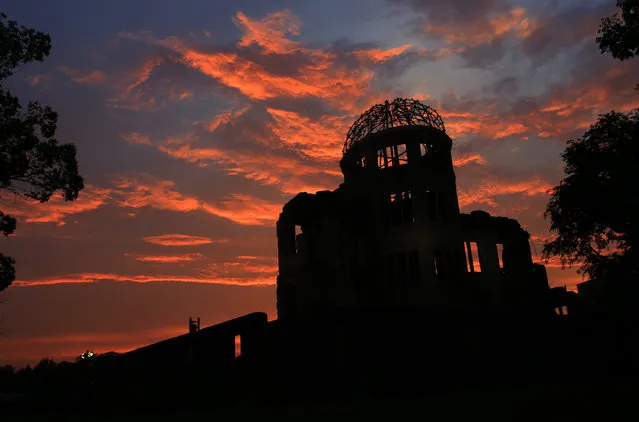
[201,194,281,226]
[160,37,373,107]
[266,108,350,161]
[351,44,413,64]
[156,8,390,113]
[112,176,201,212]
[58,66,106,84]
[453,153,487,167]
[1,186,111,225]
[14,271,276,287]
[458,178,552,209]
[204,256,278,278]
[0,326,189,367]
[439,63,636,141]
[158,141,341,194]
[143,234,223,247]
[125,253,205,263]
[112,174,282,226]
[233,10,302,55]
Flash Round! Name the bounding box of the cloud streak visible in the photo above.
[14,256,278,288]
[13,271,275,287]
[142,234,224,247]
[112,173,281,226]
[125,253,206,263]
[58,66,106,84]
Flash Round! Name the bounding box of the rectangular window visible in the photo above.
[408,250,420,283]
[396,144,408,165]
[294,225,303,254]
[466,241,481,273]
[235,335,242,358]
[377,145,408,169]
[377,148,388,168]
[496,243,504,270]
[554,306,568,316]
[387,191,414,225]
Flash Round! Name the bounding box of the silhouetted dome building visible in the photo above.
[277,98,550,320]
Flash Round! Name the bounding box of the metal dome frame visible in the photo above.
[343,98,446,154]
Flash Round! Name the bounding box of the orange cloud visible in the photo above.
[206,105,252,132]
[458,178,552,209]
[266,108,350,161]
[426,7,536,47]
[111,173,282,226]
[108,56,191,111]
[14,271,276,287]
[233,10,302,55]
[157,139,341,194]
[125,253,205,263]
[351,44,413,64]
[154,8,388,113]
[112,175,201,212]
[121,132,152,145]
[440,106,530,141]
[204,256,278,278]
[439,62,636,142]
[160,36,373,108]
[1,186,111,225]
[58,66,106,84]
[202,194,281,226]
[143,234,224,247]
[453,153,487,167]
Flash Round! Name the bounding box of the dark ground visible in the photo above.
[3,382,638,421]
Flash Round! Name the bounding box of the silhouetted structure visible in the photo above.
[277,99,550,320]
[32,99,634,413]
[188,317,200,333]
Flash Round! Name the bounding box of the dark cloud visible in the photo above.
[458,34,510,68]
[388,0,509,24]
[521,2,616,65]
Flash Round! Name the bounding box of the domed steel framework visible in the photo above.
[343,98,446,154]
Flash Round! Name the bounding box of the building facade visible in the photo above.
[276,98,550,320]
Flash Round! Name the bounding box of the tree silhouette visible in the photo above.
[543,109,639,283]
[0,12,84,291]
[596,0,639,61]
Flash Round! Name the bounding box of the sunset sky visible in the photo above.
[1,0,637,367]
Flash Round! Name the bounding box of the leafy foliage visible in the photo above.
[543,109,639,282]
[596,0,639,61]
[0,12,84,291]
